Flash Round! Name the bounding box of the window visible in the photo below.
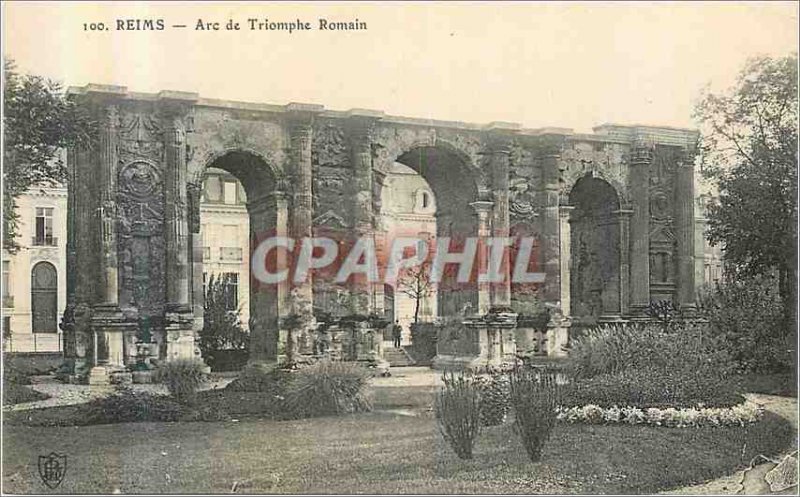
[422,192,430,209]
[204,175,221,202]
[31,262,57,333]
[224,181,238,204]
[34,207,55,246]
[223,273,239,311]
[2,260,9,297]
[2,260,11,308]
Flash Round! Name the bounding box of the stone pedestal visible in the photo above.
[432,312,518,370]
[545,313,571,357]
[88,366,112,386]
[90,304,137,370]
[164,306,197,362]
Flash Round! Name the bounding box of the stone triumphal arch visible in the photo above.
[61,84,702,381]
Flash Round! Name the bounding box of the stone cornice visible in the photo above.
[66,84,700,145]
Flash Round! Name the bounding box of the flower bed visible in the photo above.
[556,401,763,428]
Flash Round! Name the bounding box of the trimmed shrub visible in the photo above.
[475,373,510,426]
[564,368,743,409]
[509,366,561,462]
[152,358,208,404]
[567,322,732,380]
[435,372,481,460]
[282,360,372,419]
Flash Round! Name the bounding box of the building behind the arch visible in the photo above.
[55,84,709,382]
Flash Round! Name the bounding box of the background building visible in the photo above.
[3,185,68,352]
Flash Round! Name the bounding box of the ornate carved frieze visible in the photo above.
[118,111,164,162]
[312,120,349,168]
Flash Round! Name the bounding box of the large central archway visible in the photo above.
[393,144,480,319]
[191,150,287,363]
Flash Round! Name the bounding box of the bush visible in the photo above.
[152,358,208,404]
[475,373,510,426]
[509,366,561,462]
[227,362,289,394]
[567,322,732,380]
[3,361,31,385]
[81,387,190,424]
[563,368,743,409]
[698,274,793,373]
[198,274,249,369]
[282,360,372,419]
[435,372,481,460]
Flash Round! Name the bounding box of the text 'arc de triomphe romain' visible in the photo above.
[61,84,701,380]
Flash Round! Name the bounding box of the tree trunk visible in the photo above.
[414,296,420,324]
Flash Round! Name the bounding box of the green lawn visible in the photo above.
[3,408,792,494]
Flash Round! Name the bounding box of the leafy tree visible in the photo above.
[398,261,434,324]
[3,60,95,252]
[198,274,249,368]
[694,54,797,321]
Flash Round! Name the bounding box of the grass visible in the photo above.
[3,405,793,494]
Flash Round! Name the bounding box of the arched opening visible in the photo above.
[394,145,480,319]
[31,262,58,333]
[568,175,621,324]
[194,150,284,364]
[378,162,437,344]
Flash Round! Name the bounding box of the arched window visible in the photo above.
[31,262,57,333]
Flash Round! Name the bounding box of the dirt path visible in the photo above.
[661,394,798,495]
[3,375,235,412]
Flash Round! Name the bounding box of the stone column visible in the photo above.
[629,143,653,312]
[249,191,290,363]
[470,201,494,314]
[98,104,119,305]
[187,182,204,333]
[614,209,633,316]
[162,102,196,362]
[675,155,697,310]
[486,135,512,308]
[346,112,382,316]
[287,107,318,362]
[90,102,129,374]
[164,113,191,310]
[540,151,562,305]
[559,205,575,316]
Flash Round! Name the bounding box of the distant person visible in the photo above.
[392,320,402,348]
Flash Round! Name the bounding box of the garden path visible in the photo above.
[661,394,798,495]
[3,374,235,412]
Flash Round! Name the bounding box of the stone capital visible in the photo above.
[611,208,634,217]
[469,200,495,214]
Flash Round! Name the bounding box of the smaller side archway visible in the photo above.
[567,176,623,323]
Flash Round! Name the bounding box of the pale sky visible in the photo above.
[3,1,798,133]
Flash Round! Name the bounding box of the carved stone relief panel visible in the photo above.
[312,120,349,168]
[117,160,166,316]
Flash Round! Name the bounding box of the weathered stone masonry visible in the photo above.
[61,84,701,379]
